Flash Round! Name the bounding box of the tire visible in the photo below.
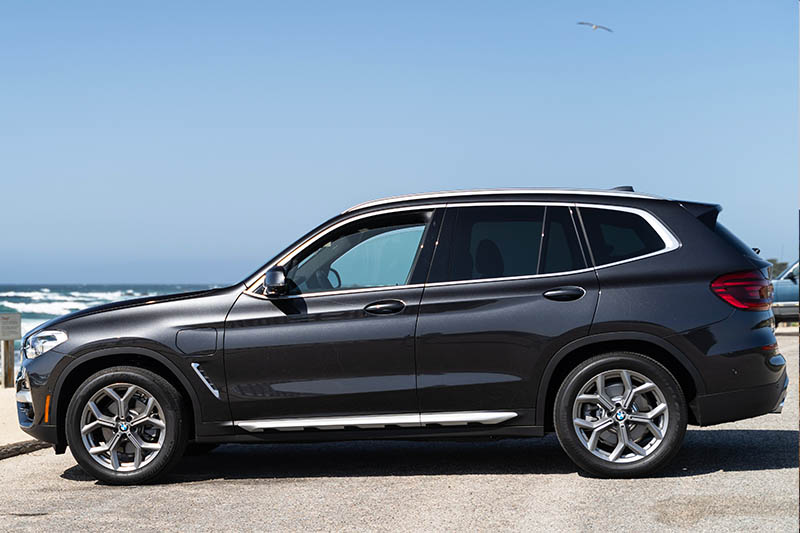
[554,352,687,478]
[65,366,189,485]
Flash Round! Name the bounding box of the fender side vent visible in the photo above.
[191,363,221,399]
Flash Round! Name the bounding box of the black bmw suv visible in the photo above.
[17,188,787,484]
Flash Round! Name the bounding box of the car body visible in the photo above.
[17,187,788,483]
[771,261,798,325]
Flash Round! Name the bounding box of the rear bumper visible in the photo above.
[772,302,798,320]
[691,368,788,426]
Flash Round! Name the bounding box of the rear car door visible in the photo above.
[224,208,441,429]
[415,203,599,427]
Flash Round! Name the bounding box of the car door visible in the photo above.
[224,208,442,429]
[414,203,599,427]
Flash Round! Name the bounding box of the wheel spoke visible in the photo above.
[608,435,626,461]
[645,421,663,439]
[624,382,656,409]
[128,432,144,469]
[130,397,158,427]
[629,402,667,422]
[595,374,616,411]
[110,449,121,471]
[576,394,615,412]
[81,420,103,435]
[89,431,122,456]
[103,387,125,417]
[620,424,646,456]
[587,418,614,450]
[620,370,633,405]
[130,432,161,451]
[88,401,116,426]
[120,385,137,415]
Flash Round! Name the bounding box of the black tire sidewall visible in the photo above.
[65,366,188,484]
[554,352,688,478]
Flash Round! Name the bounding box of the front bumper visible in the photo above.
[691,367,789,426]
[16,349,73,448]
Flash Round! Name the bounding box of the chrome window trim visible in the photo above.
[574,202,682,270]
[344,188,663,213]
[235,410,518,432]
[243,200,681,297]
[423,268,595,288]
[243,204,446,289]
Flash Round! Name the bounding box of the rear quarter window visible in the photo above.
[579,207,666,266]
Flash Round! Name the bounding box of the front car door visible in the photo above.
[415,202,599,428]
[224,207,442,431]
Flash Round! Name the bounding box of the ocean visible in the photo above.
[0,284,215,370]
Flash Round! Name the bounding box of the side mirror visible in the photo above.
[263,267,287,296]
[787,271,797,284]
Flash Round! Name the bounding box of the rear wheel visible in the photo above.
[554,352,687,478]
[66,366,188,484]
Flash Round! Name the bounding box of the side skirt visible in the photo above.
[195,424,546,444]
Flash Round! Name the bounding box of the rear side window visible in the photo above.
[541,207,586,274]
[579,207,665,266]
[445,206,544,281]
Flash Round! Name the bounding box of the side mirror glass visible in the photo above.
[263,267,287,296]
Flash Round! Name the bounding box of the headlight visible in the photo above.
[23,330,68,359]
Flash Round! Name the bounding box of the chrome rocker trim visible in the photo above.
[235,411,518,432]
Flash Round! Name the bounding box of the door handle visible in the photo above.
[543,286,586,302]
[364,300,406,315]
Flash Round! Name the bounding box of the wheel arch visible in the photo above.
[536,332,706,431]
[53,347,201,447]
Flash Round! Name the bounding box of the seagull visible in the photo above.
[577,21,613,32]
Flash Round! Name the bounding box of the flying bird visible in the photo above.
[577,21,613,32]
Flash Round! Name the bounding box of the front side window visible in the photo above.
[443,206,545,282]
[282,212,430,295]
[579,207,666,266]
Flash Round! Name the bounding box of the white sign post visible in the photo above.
[0,313,21,388]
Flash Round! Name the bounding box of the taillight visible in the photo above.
[711,270,773,311]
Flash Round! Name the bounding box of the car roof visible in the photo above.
[343,188,665,214]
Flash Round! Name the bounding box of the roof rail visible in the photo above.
[344,188,661,213]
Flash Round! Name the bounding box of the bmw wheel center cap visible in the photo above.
[614,411,626,422]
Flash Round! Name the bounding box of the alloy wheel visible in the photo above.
[571,369,669,463]
[79,383,166,472]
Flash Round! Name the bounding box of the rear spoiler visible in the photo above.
[679,201,722,229]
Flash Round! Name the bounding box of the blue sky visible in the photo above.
[2,2,797,284]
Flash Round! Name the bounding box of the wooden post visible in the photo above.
[0,313,21,388]
[1,339,14,388]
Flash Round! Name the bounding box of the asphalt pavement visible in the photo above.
[0,337,797,532]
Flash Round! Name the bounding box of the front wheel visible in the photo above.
[65,366,188,484]
[554,352,687,478]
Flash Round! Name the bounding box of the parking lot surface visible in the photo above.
[1,337,797,532]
